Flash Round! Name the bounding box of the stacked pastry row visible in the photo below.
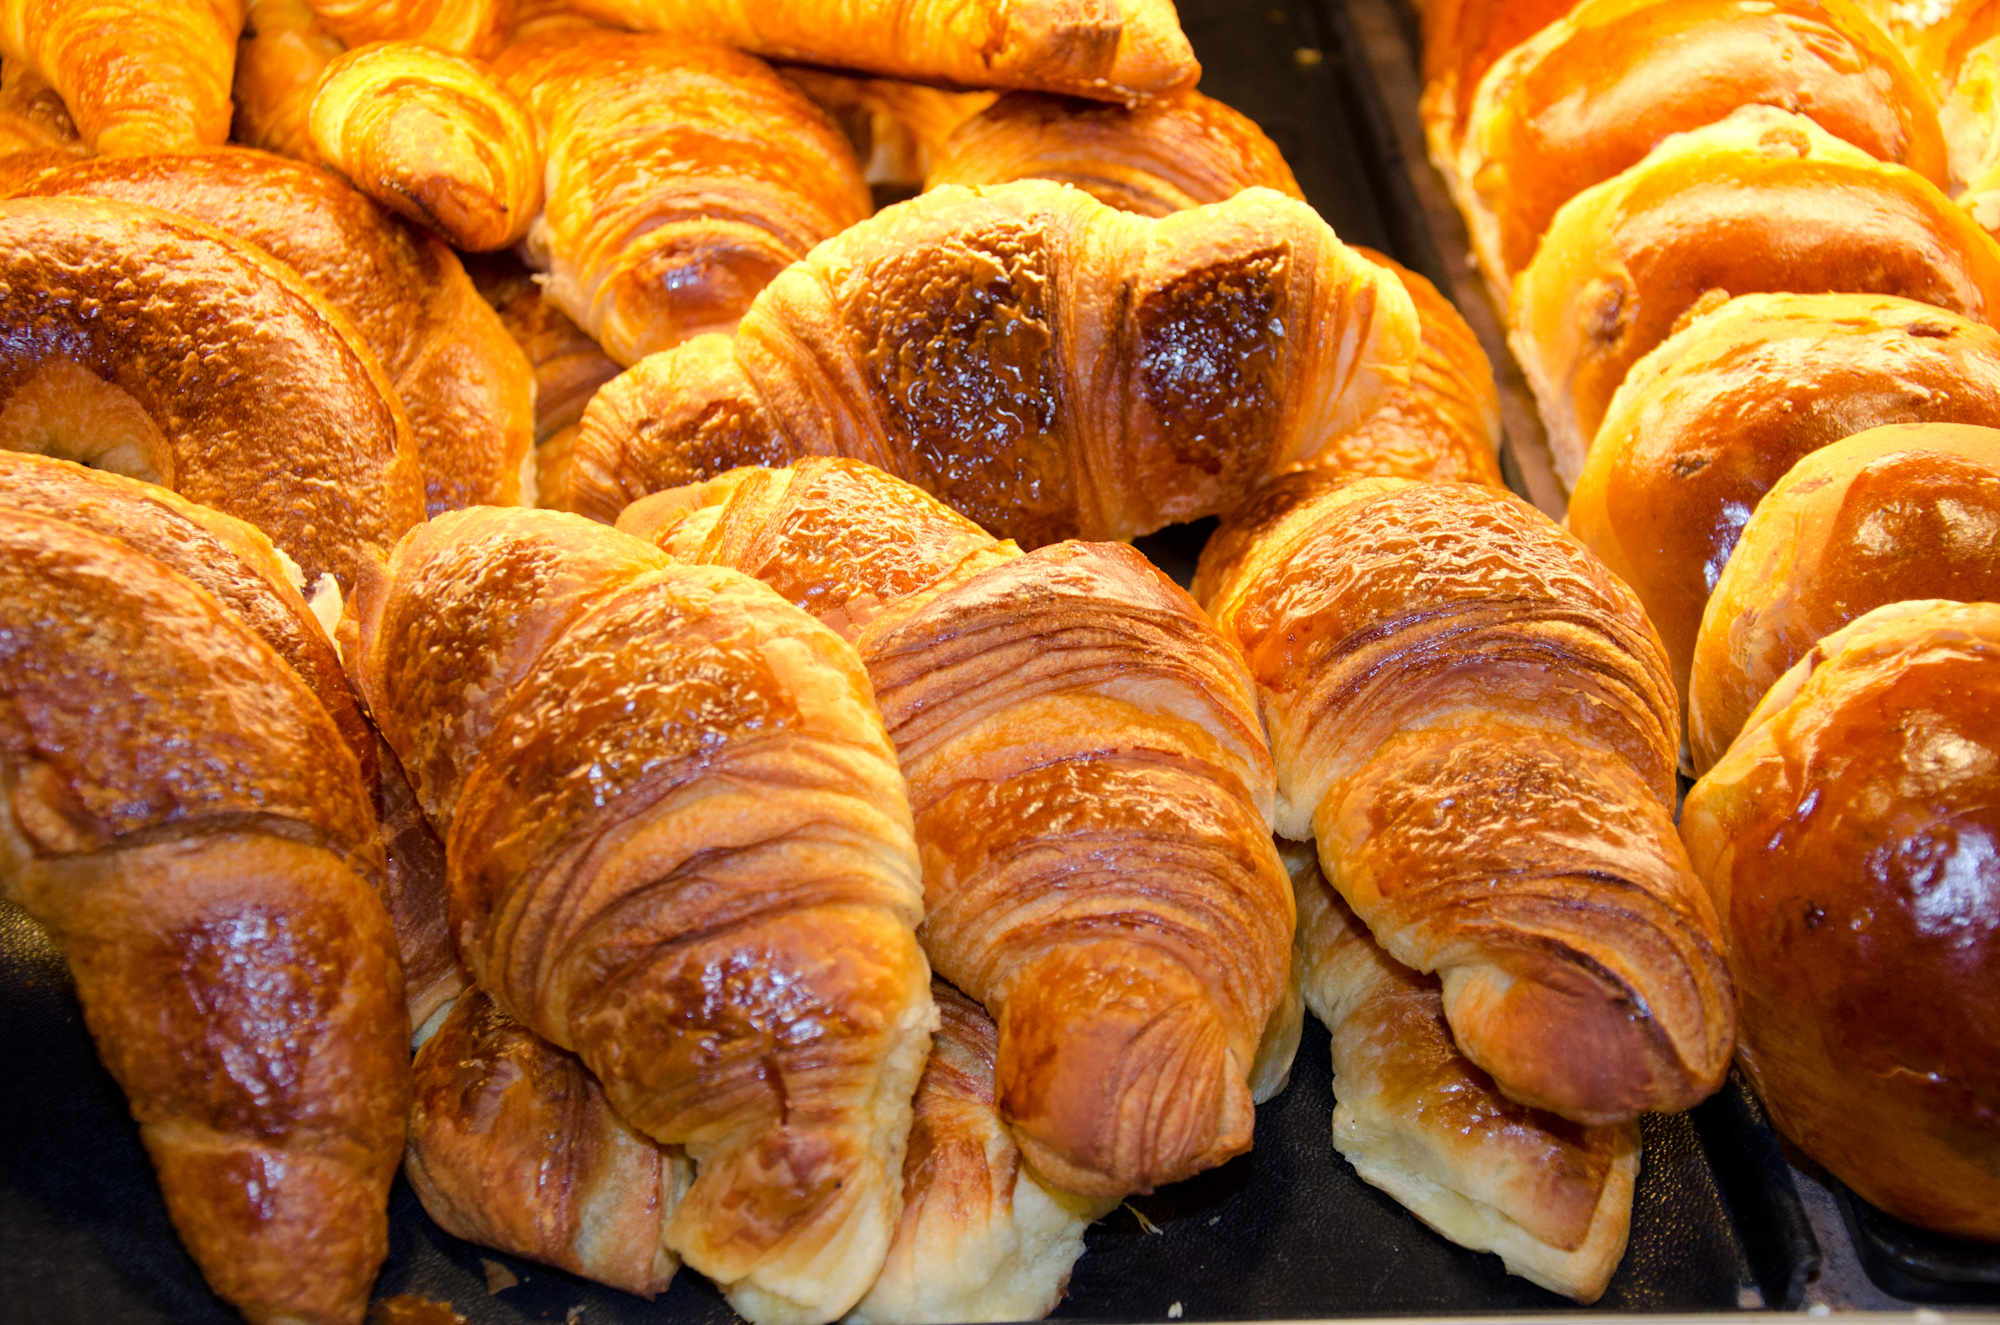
[1419,0,2000,1243]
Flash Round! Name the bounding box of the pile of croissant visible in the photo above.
[1422,0,2000,1247]
[3,0,1978,1321]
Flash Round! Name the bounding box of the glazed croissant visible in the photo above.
[560,0,1198,104]
[0,505,409,1325]
[0,0,244,154]
[0,196,426,592]
[1288,845,1639,1303]
[2,149,534,514]
[618,456,1296,1198]
[345,507,935,1325]
[566,180,1419,546]
[1196,473,1734,1126]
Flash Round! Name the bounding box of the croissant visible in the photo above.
[1681,599,2000,1242]
[560,0,1198,104]
[310,40,543,252]
[1455,0,1946,291]
[1687,421,2000,773]
[0,55,79,155]
[467,252,622,447]
[1568,292,2000,717]
[0,506,409,1325]
[1288,844,1640,1303]
[492,23,871,366]
[234,0,343,156]
[0,196,425,592]
[3,149,534,514]
[1195,472,1734,1126]
[1511,106,2000,480]
[926,89,1303,216]
[0,0,244,154]
[565,180,1419,546]
[780,66,994,195]
[617,456,1296,1197]
[302,0,508,53]
[345,506,934,1325]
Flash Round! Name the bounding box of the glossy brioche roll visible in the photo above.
[0,0,244,154]
[310,40,544,252]
[407,987,692,1298]
[494,25,870,367]
[1418,0,1574,159]
[0,196,426,592]
[1511,106,2000,482]
[1197,474,1733,1126]
[233,0,345,158]
[4,149,534,514]
[345,507,934,1324]
[619,458,1296,1197]
[926,89,1302,217]
[780,67,994,192]
[0,509,409,1325]
[567,180,1419,546]
[561,0,1198,105]
[1290,849,1639,1303]
[1570,293,2000,714]
[1681,601,2000,1242]
[1458,0,1946,287]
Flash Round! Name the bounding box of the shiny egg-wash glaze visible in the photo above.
[567,179,1419,545]
[0,508,409,1325]
[619,457,1295,1199]
[1682,601,2000,1242]
[0,195,426,592]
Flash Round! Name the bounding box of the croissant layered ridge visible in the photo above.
[1197,475,1733,1126]
[620,457,1295,1199]
[568,180,1419,546]
[346,507,934,1325]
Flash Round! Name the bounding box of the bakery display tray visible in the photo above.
[0,0,1862,1319]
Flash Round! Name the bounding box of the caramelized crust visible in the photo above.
[1198,475,1733,1126]
[1681,601,2000,1242]
[1689,422,2000,773]
[5,149,534,513]
[0,509,407,1325]
[568,180,1419,545]
[927,89,1302,217]
[494,25,870,367]
[561,0,1198,104]
[621,457,1294,1198]
[1511,107,2000,479]
[1570,292,2000,713]
[780,67,994,191]
[1291,851,1638,1302]
[0,196,425,592]
[1460,0,1947,284]
[348,507,934,1324]
[0,0,243,154]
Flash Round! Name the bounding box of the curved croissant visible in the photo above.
[561,0,1197,104]
[618,456,1296,1197]
[345,506,934,1325]
[3,149,534,514]
[0,0,244,154]
[0,56,80,155]
[233,0,345,158]
[493,23,870,367]
[0,507,409,1325]
[1289,846,1639,1303]
[0,195,425,593]
[566,180,1419,546]
[1196,473,1734,1126]
[1688,421,2000,773]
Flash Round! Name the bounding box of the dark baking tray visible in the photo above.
[1,2,1814,1320]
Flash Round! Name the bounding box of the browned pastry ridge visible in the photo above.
[0,148,535,515]
[1196,474,1734,1126]
[618,457,1296,1198]
[1688,421,2000,773]
[1682,601,2000,1243]
[559,0,1198,104]
[0,195,426,593]
[0,506,409,1325]
[345,506,934,1325]
[494,21,871,366]
[566,179,1419,545]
